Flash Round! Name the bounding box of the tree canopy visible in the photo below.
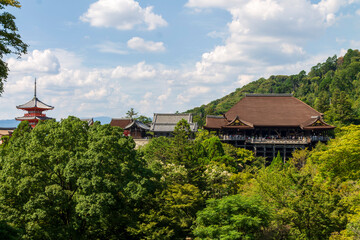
[0,117,155,239]
[0,0,28,95]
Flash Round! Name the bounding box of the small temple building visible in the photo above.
[110,118,150,139]
[15,79,54,128]
[204,94,335,160]
[150,113,198,137]
[0,127,15,144]
[81,118,94,126]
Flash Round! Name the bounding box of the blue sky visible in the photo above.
[1,0,360,120]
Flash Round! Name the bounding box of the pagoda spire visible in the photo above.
[34,78,37,98]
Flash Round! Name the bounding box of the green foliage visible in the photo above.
[202,163,237,199]
[129,183,203,240]
[0,221,20,240]
[136,115,152,124]
[269,151,283,170]
[256,164,347,240]
[0,0,28,95]
[193,194,270,240]
[126,107,138,118]
[0,117,154,239]
[201,136,224,160]
[10,120,31,139]
[310,125,360,182]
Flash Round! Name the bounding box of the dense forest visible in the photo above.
[187,49,360,128]
[0,117,360,239]
[1,50,360,239]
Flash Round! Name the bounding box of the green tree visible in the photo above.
[0,0,28,95]
[193,194,271,240]
[327,90,357,125]
[314,91,330,113]
[201,136,224,160]
[256,164,347,239]
[0,220,20,240]
[136,115,152,124]
[309,125,360,182]
[129,183,203,240]
[126,107,138,118]
[0,117,155,239]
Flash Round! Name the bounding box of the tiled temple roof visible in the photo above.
[110,118,133,128]
[150,113,198,132]
[205,94,335,129]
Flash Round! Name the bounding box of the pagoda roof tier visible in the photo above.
[16,97,54,111]
[15,116,53,121]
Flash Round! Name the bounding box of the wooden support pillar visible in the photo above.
[272,145,275,159]
[263,146,266,158]
[283,146,286,163]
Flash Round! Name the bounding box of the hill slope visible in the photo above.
[187,49,360,127]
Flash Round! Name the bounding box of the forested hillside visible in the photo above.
[187,49,360,127]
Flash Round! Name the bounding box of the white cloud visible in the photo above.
[188,86,210,95]
[96,41,127,54]
[84,88,108,100]
[8,49,60,74]
[183,0,359,84]
[158,88,172,101]
[111,62,157,79]
[281,43,305,55]
[356,8,360,15]
[80,0,167,30]
[237,74,255,87]
[244,0,284,20]
[350,40,360,49]
[127,37,165,52]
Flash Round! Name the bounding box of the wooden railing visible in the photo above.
[221,135,330,144]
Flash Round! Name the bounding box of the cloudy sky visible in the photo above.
[1,0,360,120]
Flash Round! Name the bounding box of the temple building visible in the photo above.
[110,118,150,139]
[15,79,54,128]
[150,113,198,137]
[0,127,15,144]
[204,94,335,160]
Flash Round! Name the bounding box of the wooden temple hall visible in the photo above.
[204,94,335,160]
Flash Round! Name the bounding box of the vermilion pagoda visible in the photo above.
[15,79,54,127]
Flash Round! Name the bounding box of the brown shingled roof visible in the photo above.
[204,116,229,129]
[110,118,133,128]
[224,95,325,127]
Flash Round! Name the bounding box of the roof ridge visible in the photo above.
[111,118,132,120]
[207,115,225,118]
[245,93,293,97]
[153,113,192,116]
